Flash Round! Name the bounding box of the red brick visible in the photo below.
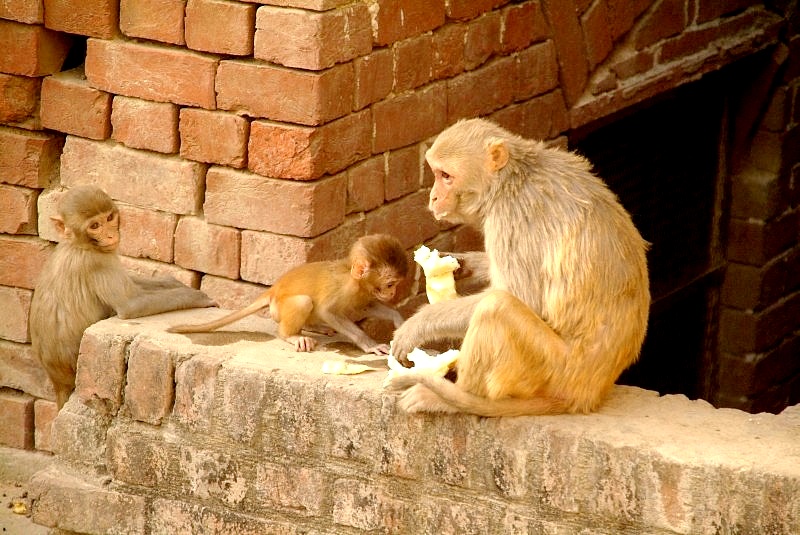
[204,167,346,238]
[543,0,589,106]
[718,336,800,403]
[41,68,112,140]
[150,499,297,534]
[386,145,422,201]
[606,0,650,41]
[0,389,34,449]
[719,291,800,354]
[0,236,53,289]
[432,24,467,80]
[730,167,788,221]
[61,136,204,215]
[174,354,228,432]
[118,204,177,263]
[354,49,394,110]
[0,286,32,343]
[697,0,759,24]
[501,1,550,52]
[394,34,433,92]
[86,38,218,109]
[446,0,508,21]
[491,89,569,141]
[0,20,72,76]
[581,0,613,70]
[0,185,38,235]
[255,464,326,516]
[373,83,447,152]
[447,56,517,123]
[365,190,440,249]
[723,248,800,311]
[186,0,256,56]
[727,209,798,266]
[34,399,58,452]
[120,0,186,45]
[255,3,371,70]
[43,0,118,38]
[464,10,502,70]
[248,111,371,180]
[74,331,127,414]
[347,155,386,214]
[373,0,446,46]
[0,340,54,401]
[111,96,179,154]
[124,339,176,425]
[633,0,687,49]
[514,40,560,100]
[30,469,147,533]
[240,219,365,285]
[199,276,267,313]
[216,60,353,126]
[0,0,43,23]
[0,74,40,123]
[174,217,241,279]
[179,108,249,168]
[610,50,655,80]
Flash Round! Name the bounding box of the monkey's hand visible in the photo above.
[366,343,391,355]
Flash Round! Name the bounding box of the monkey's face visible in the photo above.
[82,210,120,252]
[426,153,463,223]
[369,270,403,303]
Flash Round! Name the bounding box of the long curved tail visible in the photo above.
[167,293,271,334]
[394,374,570,417]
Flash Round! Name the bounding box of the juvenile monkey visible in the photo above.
[388,118,650,416]
[30,185,215,409]
[169,234,409,355]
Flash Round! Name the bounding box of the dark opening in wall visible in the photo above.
[571,78,728,402]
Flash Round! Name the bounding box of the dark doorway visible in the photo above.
[571,79,728,400]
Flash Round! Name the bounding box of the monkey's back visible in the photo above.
[486,144,651,408]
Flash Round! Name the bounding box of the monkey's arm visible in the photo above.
[391,292,483,366]
[115,285,216,319]
[131,274,187,290]
[317,309,389,355]
[362,302,405,328]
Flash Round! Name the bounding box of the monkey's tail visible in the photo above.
[402,375,569,417]
[167,293,272,334]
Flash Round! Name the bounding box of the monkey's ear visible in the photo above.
[51,215,69,239]
[351,258,370,279]
[486,139,509,172]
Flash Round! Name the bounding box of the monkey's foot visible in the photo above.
[398,384,458,413]
[384,373,422,391]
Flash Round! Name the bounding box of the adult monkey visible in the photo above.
[388,118,650,416]
[30,185,215,409]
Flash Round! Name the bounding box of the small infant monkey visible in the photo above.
[169,234,409,355]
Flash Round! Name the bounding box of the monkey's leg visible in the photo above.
[276,295,317,351]
[457,290,568,401]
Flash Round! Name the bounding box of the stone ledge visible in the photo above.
[29,309,800,534]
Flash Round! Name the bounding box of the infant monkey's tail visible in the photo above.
[417,375,569,417]
[167,294,271,334]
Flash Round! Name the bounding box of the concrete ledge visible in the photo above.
[28,309,800,534]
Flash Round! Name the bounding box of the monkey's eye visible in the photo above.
[107,213,115,222]
[90,222,100,230]
[440,171,453,185]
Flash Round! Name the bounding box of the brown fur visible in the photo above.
[388,118,650,416]
[168,234,409,355]
[29,185,215,409]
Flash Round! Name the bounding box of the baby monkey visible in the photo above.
[169,234,409,354]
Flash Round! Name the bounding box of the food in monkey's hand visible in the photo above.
[384,346,460,386]
[414,245,460,304]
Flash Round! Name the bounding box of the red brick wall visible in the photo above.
[0,0,797,451]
